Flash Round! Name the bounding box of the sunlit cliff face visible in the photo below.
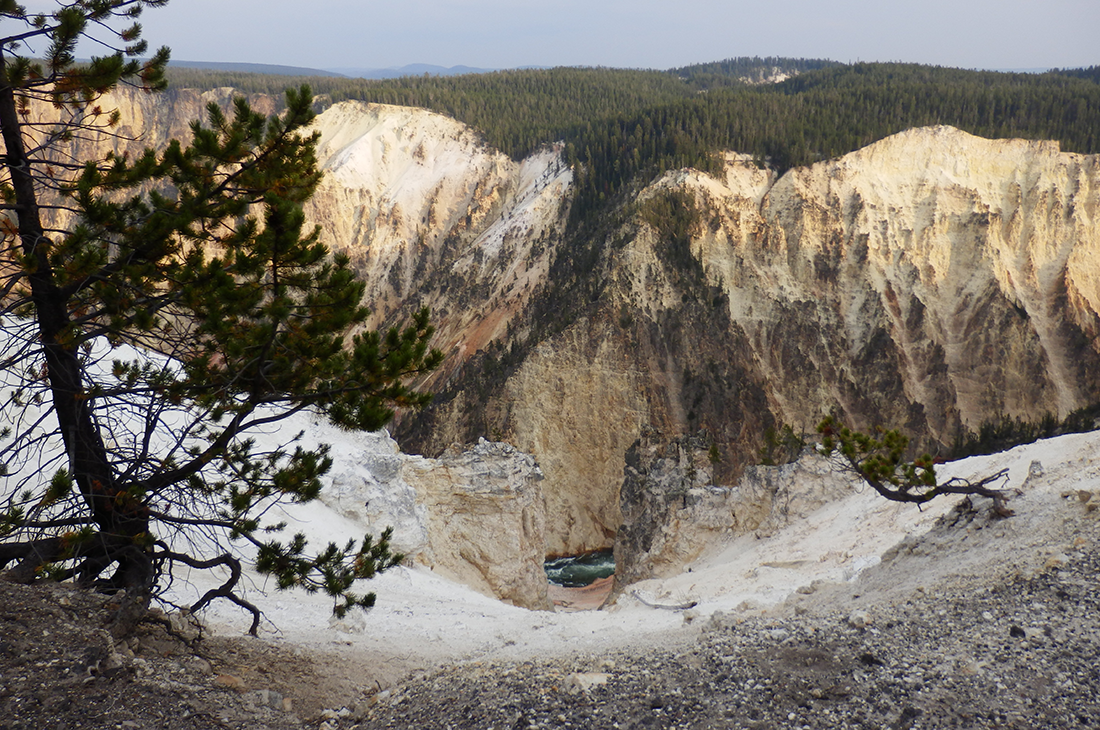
[298,109,1100,558]
[386,125,1099,557]
[23,89,1100,559]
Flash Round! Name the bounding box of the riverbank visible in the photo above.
[549,575,615,611]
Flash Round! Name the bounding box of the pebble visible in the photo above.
[847,610,871,629]
[564,672,610,694]
[214,674,245,691]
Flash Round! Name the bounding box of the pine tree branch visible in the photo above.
[155,548,261,635]
[817,417,1014,517]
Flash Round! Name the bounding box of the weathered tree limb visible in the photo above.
[632,590,698,610]
[855,467,1013,517]
[0,537,63,582]
[155,548,262,636]
[818,417,1015,518]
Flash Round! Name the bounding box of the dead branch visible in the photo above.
[154,547,262,636]
[632,590,698,610]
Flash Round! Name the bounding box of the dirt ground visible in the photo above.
[0,579,365,729]
[0,574,620,729]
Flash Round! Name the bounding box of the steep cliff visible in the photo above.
[696,127,1100,433]
[305,101,572,382]
[402,126,1100,558]
[10,88,1099,566]
[403,439,550,611]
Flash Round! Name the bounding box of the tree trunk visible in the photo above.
[0,67,153,597]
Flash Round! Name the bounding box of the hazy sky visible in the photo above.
[25,0,1100,71]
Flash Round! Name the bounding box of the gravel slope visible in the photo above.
[351,494,1100,729]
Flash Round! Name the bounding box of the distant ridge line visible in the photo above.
[168,60,552,80]
[326,64,546,79]
[167,60,346,77]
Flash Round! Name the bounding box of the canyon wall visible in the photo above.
[305,101,571,372]
[11,89,1100,569]
[691,127,1100,434]
[406,127,1100,559]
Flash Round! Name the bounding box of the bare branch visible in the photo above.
[156,548,262,635]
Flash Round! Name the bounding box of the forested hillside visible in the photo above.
[668,56,842,89]
[169,59,1100,222]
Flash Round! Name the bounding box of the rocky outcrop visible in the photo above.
[403,439,551,611]
[614,431,861,588]
[310,428,431,557]
[614,431,717,588]
[314,430,550,610]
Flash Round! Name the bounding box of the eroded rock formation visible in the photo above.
[614,431,861,589]
[306,101,572,377]
[403,439,550,611]
[11,88,1100,576]
[315,430,550,610]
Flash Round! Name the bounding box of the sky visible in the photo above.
[18,0,1100,72]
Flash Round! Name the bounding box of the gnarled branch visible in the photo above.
[817,417,1014,517]
[154,547,262,636]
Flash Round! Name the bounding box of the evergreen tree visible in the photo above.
[816,417,1012,517]
[0,1,441,634]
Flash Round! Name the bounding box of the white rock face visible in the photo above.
[305,427,549,610]
[403,439,550,610]
[306,101,572,361]
[312,426,430,557]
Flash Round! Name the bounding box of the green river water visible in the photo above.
[543,549,615,587]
